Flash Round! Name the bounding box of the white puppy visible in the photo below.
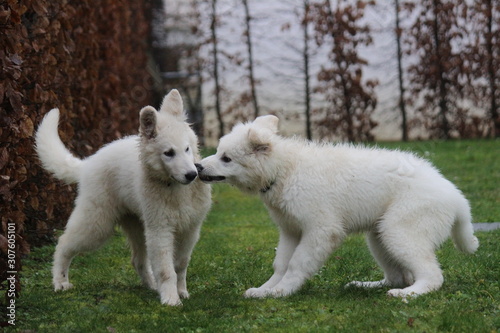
[198,115,478,298]
[35,90,211,305]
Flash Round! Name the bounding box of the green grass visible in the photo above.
[15,140,500,332]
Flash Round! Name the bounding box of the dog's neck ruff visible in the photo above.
[260,180,276,193]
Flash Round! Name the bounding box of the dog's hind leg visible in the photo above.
[52,200,116,291]
[386,252,443,298]
[174,224,202,299]
[52,233,78,291]
[387,260,443,297]
[346,231,413,290]
[120,216,155,290]
[377,216,445,297]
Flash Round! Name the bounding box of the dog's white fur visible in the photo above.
[35,90,211,305]
[199,115,479,298]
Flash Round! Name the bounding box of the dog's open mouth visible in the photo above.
[199,174,226,182]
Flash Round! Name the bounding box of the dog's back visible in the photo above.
[79,136,145,215]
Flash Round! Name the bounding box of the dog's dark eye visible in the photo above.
[221,155,232,163]
[185,146,190,153]
[164,149,175,157]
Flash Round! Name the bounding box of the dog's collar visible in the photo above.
[260,180,276,193]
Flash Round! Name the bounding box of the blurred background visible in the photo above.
[155,0,499,144]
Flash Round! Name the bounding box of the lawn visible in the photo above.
[15,140,500,332]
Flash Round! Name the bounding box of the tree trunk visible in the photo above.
[242,0,260,119]
[432,0,450,139]
[394,0,408,141]
[485,0,499,137]
[211,0,224,138]
[180,62,205,146]
[303,0,312,140]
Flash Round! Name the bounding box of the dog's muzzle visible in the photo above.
[199,174,226,182]
[195,163,226,182]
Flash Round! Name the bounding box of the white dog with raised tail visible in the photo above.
[35,89,211,305]
[198,115,479,298]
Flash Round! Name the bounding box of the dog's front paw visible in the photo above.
[267,287,294,298]
[53,281,73,291]
[161,294,182,306]
[387,288,418,298]
[244,287,269,298]
[178,289,190,299]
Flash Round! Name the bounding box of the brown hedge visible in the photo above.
[0,0,154,299]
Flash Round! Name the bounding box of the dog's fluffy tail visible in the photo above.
[451,199,479,254]
[35,109,82,184]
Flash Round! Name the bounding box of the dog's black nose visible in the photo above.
[195,163,204,173]
[185,171,198,182]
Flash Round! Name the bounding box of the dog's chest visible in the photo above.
[262,195,303,232]
[151,182,211,228]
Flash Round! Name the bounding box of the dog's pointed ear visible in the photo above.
[159,89,185,119]
[253,115,279,134]
[248,128,272,153]
[248,115,278,153]
[139,106,158,139]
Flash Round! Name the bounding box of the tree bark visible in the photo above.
[432,0,450,139]
[394,0,408,141]
[303,0,312,140]
[211,0,224,138]
[484,0,499,137]
[242,0,260,119]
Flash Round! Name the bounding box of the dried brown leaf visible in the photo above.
[0,148,8,170]
[0,234,8,254]
[19,117,34,138]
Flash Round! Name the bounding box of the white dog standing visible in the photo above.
[35,90,211,305]
[198,115,479,298]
